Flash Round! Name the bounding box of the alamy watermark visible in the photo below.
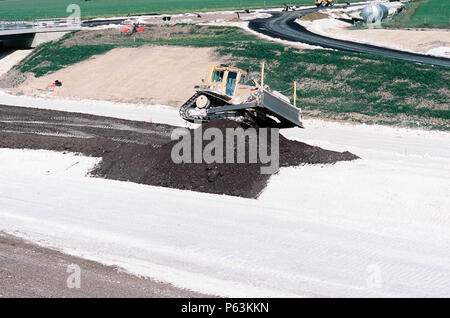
[366,264,382,289]
[170,124,280,174]
[66,264,81,289]
[66,4,81,26]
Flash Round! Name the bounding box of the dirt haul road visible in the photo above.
[0,232,207,297]
[298,13,450,57]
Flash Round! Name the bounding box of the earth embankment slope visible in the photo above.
[13,45,224,106]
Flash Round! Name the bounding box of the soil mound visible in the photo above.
[92,119,359,198]
[0,107,359,198]
[300,12,329,21]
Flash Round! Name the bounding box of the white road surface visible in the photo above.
[0,50,32,77]
[0,91,449,297]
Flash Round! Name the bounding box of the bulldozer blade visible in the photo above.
[259,89,303,128]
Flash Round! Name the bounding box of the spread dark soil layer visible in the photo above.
[0,105,359,198]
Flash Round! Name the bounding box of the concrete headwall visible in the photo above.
[31,31,68,47]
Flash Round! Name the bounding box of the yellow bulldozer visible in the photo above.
[315,0,334,7]
[179,64,303,128]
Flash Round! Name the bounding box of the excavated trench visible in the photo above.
[0,105,359,198]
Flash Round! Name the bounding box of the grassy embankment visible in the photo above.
[384,0,449,29]
[12,25,450,130]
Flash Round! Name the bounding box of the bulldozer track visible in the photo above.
[179,91,232,122]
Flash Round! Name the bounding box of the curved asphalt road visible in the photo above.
[249,6,450,68]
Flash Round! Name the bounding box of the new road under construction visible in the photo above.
[0,0,449,298]
[249,3,450,67]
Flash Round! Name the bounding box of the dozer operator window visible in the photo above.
[212,70,225,83]
[226,72,237,96]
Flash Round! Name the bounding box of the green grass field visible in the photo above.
[12,25,450,130]
[0,0,346,20]
[386,0,449,28]
[407,0,449,25]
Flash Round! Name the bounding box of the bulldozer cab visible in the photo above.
[315,0,334,7]
[196,65,251,99]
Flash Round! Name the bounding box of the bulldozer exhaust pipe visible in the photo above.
[294,81,297,108]
[261,62,265,88]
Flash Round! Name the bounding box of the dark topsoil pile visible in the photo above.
[0,118,358,198]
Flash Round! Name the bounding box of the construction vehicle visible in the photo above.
[179,64,303,128]
[120,23,147,35]
[282,5,298,11]
[315,0,334,7]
